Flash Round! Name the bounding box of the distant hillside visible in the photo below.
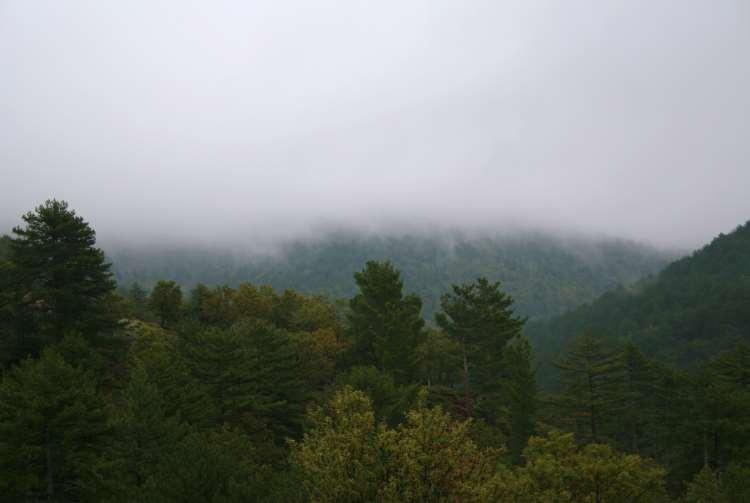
[527,221,750,381]
[107,231,671,320]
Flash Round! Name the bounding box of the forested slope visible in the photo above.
[527,221,750,376]
[107,231,671,320]
[2,201,748,501]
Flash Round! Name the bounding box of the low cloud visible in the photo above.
[1,1,748,248]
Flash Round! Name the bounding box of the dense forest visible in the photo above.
[107,231,671,321]
[527,221,750,386]
[1,200,748,502]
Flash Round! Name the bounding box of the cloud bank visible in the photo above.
[1,1,748,247]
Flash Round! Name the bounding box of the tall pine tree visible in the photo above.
[1,200,118,365]
[346,261,425,384]
[435,277,525,420]
[552,331,623,444]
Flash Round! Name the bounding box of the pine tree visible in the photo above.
[347,261,425,384]
[435,277,525,420]
[110,364,187,498]
[611,343,667,455]
[177,320,307,458]
[1,200,118,364]
[0,349,112,502]
[149,280,183,328]
[125,282,150,320]
[553,331,623,444]
[501,336,537,463]
[140,427,266,503]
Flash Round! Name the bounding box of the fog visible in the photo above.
[1,1,748,249]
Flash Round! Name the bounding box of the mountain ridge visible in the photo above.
[106,229,673,321]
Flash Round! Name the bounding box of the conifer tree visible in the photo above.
[611,343,666,455]
[110,364,187,497]
[1,200,118,364]
[347,261,425,384]
[553,331,623,443]
[501,336,537,462]
[177,320,306,456]
[435,277,525,419]
[125,282,150,320]
[140,427,266,502]
[149,280,183,328]
[0,349,112,502]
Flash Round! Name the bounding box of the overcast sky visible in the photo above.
[1,1,748,248]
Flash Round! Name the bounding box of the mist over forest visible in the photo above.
[1,1,749,502]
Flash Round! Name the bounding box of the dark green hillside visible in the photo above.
[107,231,671,320]
[527,221,750,380]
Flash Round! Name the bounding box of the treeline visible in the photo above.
[0,200,746,502]
[108,229,671,320]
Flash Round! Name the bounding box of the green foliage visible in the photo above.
[177,321,307,458]
[7,201,747,502]
[149,280,183,328]
[291,387,383,503]
[377,394,502,502]
[139,427,267,503]
[612,343,668,454]
[552,332,624,444]
[292,327,345,391]
[292,386,501,503]
[414,327,462,385]
[346,260,425,384]
[723,463,750,503]
[497,430,668,503]
[678,345,750,475]
[124,282,151,320]
[0,349,112,502]
[528,221,750,380]
[1,200,119,365]
[683,466,728,503]
[502,336,538,462]
[436,277,525,421]
[109,364,188,497]
[337,365,417,426]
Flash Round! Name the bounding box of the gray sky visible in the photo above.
[1,1,748,248]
